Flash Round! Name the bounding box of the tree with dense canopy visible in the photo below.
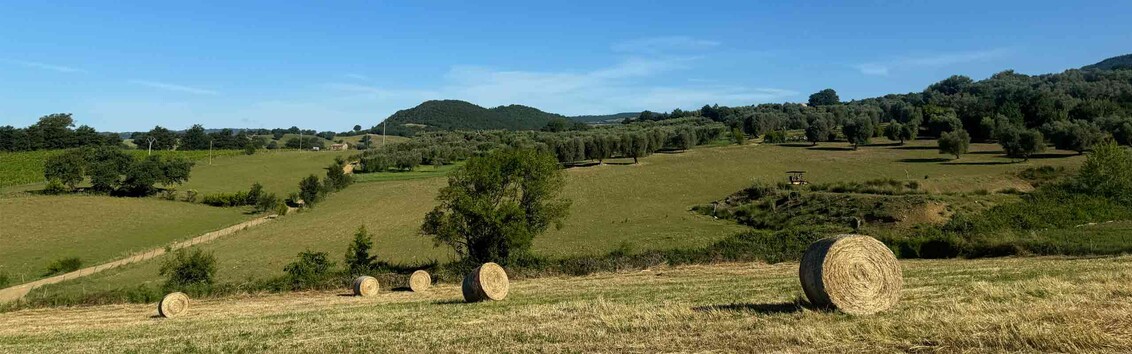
[421,148,570,265]
[938,129,971,159]
[808,89,840,106]
[842,116,874,150]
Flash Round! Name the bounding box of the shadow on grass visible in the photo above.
[897,157,950,163]
[942,161,1015,166]
[391,286,413,292]
[433,299,467,305]
[605,161,638,166]
[807,146,855,151]
[779,143,814,148]
[970,150,1004,155]
[692,300,816,315]
[1030,153,1080,159]
[336,293,356,297]
[891,146,938,150]
[868,142,903,147]
[562,161,601,169]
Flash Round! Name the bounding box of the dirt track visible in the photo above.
[0,215,275,304]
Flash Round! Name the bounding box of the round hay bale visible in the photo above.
[409,270,431,292]
[352,275,380,297]
[799,234,902,315]
[461,262,509,302]
[158,292,190,318]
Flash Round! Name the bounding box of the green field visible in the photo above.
[0,149,244,191]
[336,133,409,146]
[0,195,252,284]
[26,138,1090,295]
[177,150,351,195]
[4,256,1129,352]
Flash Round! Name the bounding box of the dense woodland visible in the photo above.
[376,100,569,137]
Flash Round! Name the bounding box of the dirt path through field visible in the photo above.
[0,214,277,304]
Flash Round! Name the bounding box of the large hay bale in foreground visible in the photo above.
[158,292,190,318]
[799,234,902,315]
[462,262,509,302]
[352,275,380,297]
[409,270,431,292]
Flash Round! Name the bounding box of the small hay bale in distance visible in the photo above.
[158,292,190,318]
[353,275,380,297]
[462,262,509,302]
[409,270,431,292]
[799,234,902,315]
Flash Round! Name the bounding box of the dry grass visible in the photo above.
[2,256,1129,353]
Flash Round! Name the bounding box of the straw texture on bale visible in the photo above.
[158,292,190,318]
[799,234,902,315]
[409,270,431,292]
[462,262,509,302]
[352,276,380,297]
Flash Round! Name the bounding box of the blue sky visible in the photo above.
[1,1,1129,132]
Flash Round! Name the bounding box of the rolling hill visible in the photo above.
[380,100,568,136]
[1082,53,1132,71]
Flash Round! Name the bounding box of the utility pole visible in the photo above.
[209,140,213,165]
[146,137,157,156]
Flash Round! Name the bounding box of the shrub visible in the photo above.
[763,130,787,144]
[255,192,280,213]
[345,226,377,275]
[159,249,217,293]
[159,188,178,201]
[284,250,335,289]
[42,179,67,195]
[201,191,250,207]
[246,182,264,205]
[0,271,9,288]
[183,189,199,203]
[274,202,289,216]
[299,174,322,207]
[44,257,83,276]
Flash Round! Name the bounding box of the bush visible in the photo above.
[201,191,250,207]
[42,179,67,195]
[183,189,199,203]
[159,188,178,201]
[344,226,377,275]
[255,192,280,213]
[44,257,83,276]
[0,271,9,288]
[159,249,217,293]
[763,130,787,144]
[299,174,322,207]
[274,202,289,216]
[284,250,335,290]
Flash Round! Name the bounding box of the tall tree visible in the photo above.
[938,129,971,159]
[421,148,570,265]
[808,89,840,106]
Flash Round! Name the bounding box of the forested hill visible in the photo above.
[379,100,569,136]
[1082,54,1132,71]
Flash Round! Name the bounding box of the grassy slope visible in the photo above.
[3,256,1130,352]
[0,149,243,191]
[33,139,1087,294]
[177,150,351,195]
[0,195,250,283]
[335,134,409,146]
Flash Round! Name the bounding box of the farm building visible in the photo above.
[330,143,349,151]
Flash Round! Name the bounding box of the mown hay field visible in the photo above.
[32,139,1086,295]
[2,256,1129,353]
[176,150,352,195]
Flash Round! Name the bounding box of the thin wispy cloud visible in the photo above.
[326,54,796,116]
[856,48,1012,76]
[612,36,721,54]
[5,59,86,73]
[343,73,370,80]
[129,80,220,95]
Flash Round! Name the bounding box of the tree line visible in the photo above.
[1,114,123,152]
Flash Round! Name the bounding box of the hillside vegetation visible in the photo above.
[1082,53,1132,71]
[380,100,567,136]
[2,257,1129,352]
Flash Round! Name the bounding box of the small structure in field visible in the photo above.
[409,270,431,292]
[352,275,380,297]
[462,262,509,302]
[311,146,321,151]
[787,170,809,185]
[799,234,902,315]
[158,292,190,318]
[330,143,349,151]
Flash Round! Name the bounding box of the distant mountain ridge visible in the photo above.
[379,99,631,136]
[1082,54,1132,71]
